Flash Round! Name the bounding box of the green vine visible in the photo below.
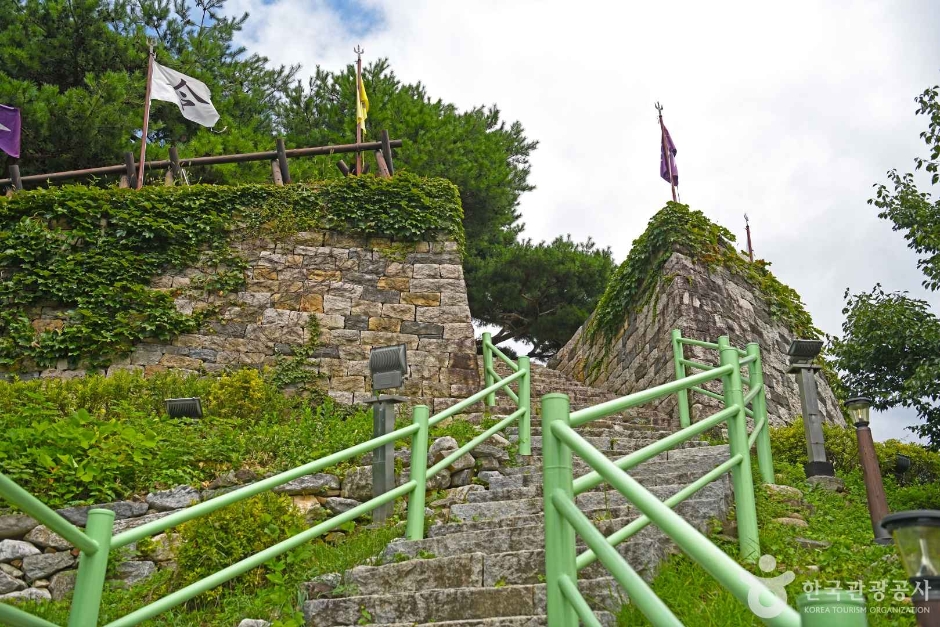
[588,202,820,344]
[0,174,463,371]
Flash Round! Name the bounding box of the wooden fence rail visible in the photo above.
[1,131,401,192]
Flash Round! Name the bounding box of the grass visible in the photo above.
[615,441,940,626]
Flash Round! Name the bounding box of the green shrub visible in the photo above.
[770,417,940,484]
[208,369,271,421]
[175,492,308,605]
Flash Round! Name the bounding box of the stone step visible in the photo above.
[369,614,616,627]
[304,578,626,626]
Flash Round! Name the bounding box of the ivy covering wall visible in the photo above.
[0,175,463,371]
[588,202,819,343]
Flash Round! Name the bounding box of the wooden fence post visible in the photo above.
[8,165,22,192]
[271,160,284,186]
[381,130,395,175]
[123,152,137,189]
[276,139,291,184]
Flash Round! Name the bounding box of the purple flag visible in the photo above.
[659,124,678,186]
[0,105,21,158]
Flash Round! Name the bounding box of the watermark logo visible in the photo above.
[742,554,796,619]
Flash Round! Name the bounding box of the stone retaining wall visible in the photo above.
[550,252,843,426]
[15,231,479,411]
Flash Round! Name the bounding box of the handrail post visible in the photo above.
[671,329,692,427]
[542,393,578,627]
[747,342,774,484]
[518,355,531,456]
[718,336,760,562]
[67,509,114,627]
[406,404,430,541]
[482,332,495,407]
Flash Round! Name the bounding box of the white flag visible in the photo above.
[149,61,220,127]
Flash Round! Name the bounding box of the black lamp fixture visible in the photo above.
[881,510,940,625]
[896,454,912,475]
[165,397,203,419]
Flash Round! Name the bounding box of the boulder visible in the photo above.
[448,453,475,473]
[0,515,38,540]
[0,569,26,594]
[794,537,831,550]
[341,467,373,502]
[773,517,809,529]
[141,534,177,562]
[0,539,40,563]
[486,434,511,448]
[763,484,804,501]
[426,469,451,490]
[471,444,509,462]
[449,469,473,487]
[114,561,156,586]
[274,473,341,496]
[56,501,149,526]
[146,486,202,511]
[323,498,361,516]
[477,457,500,471]
[237,621,272,627]
[476,471,503,486]
[0,563,24,578]
[49,570,77,601]
[24,525,71,551]
[428,437,459,464]
[0,587,51,602]
[21,552,75,582]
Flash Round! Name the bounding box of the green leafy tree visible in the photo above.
[0,0,298,180]
[471,236,614,359]
[832,77,940,448]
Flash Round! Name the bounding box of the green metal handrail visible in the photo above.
[0,342,532,627]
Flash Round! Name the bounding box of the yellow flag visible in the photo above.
[356,77,369,135]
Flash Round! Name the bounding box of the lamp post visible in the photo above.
[787,339,835,477]
[365,344,408,523]
[845,396,892,544]
[881,510,940,626]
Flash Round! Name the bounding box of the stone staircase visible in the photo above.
[301,363,733,626]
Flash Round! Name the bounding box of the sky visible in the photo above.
[224,0,940,442]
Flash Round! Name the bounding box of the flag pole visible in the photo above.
[354,45,364,175]
[136,41,155,190]
[656,102,677,203]
[745,213,754,262]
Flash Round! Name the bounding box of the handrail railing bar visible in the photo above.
[576,454,744,570]
[112,422,421,548]
[690,385,724,403]
[744,405,754,418]
[105,480,416,627]
[572,404,739,495]
[0,602,63,627]
[485,342,520,372]
[743,383,762,407]
[678,357,718,372]
[502,384,520,405]
[553,422,801,627]
[428,368,526,428]
[677,338,720,350]
[739,354,758,365]
[553,491,683,626]
[748,416,767,449]
[557,574,604,627]
[484,366,503,382]
[427,408,524,478]
[569,365,734,427]
[0,473,99,555]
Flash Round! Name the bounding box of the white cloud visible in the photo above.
[228,0,940,441]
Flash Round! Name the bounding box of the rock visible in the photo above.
[476,471,503,486]
[306,572,341,599]
[429,485,484,508]
[477,457,500,471]
[794,537,831,550]
[0,515,38,540]
[0,569,26,594]
[274,473,341,496]
[207,471,240,490]
[32,579,49,589]
[428,437,459,464]
[763,484,803,500]
[24,525,72,551]
[806,475,845,492]
[234,468,258,484]
[114,561,156,586]
[341,467,374,502]
[773,517,809,529]
[788,512,805,521]
[0,587,51,603]
[447,453,475,473]
[486,434,511,448]
[0,539,40,563]
[49,570,77,601]
[449,469,473,487]
[56,501,149,526]
[237,621,272,627]
[142,534,177,562]
[426,469,451,490]
[0,563,24,578]
[21,552,75,581]
[146,486,202,511]
[472,444,509,462]
[323,498,361,516]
